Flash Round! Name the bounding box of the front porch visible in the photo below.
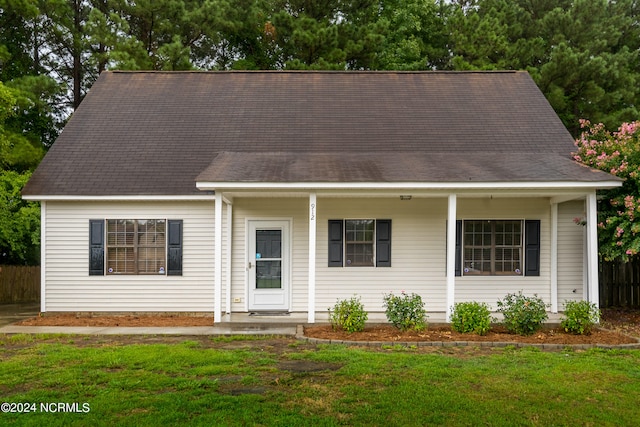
[206,188,602,324]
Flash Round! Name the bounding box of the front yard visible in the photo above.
[1,330,640,426]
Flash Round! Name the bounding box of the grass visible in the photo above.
[1,335,639,426]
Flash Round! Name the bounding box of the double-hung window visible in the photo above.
[328,219,391,267]
[463,220,523,276]
[89,219,183,276]
[106,219,166,274]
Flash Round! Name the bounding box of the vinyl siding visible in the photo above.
[43,201,217,312]
[455,198,551,310]
[315,198,448,313]
[557,200,586,305]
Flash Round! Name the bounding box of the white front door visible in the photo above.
[248,220,290,311]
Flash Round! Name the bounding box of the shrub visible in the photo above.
[450,301,491,335]
[496,292,549,336]
[382,292,427,331]
[328,296,368,333]
[561,300,600,335]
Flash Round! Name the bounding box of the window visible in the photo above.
[106,219,166,274]
[345,220,375,266]
[89,219,182,276]
[463,220,522,276]
[328,219,391,267]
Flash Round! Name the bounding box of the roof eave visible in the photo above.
[196,180,623,191]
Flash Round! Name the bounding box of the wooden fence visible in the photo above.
[599,260,640,308]
[0,265,40,303]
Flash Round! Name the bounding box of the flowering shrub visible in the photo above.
[496,292,548,336]
[328,296,368,333]
[382,291,427,331]
[450,301,491,335]
[561,300,600,335]
[573,120,640,260]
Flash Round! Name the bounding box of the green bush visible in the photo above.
[383,292,427,331]
[561,300,600,335]
[450,301,491,335]
[328,296,368,333]
[496,291,549,336]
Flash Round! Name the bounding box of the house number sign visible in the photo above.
[310,203,316,221]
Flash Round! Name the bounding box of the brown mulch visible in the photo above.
[16,313,214,327]
[303,324,637,345]
[13,308,640,346]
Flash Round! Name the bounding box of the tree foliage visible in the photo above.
[0,82,42,265]
[573,120,640,260]
[2,0,640,264]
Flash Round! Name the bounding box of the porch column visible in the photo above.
[214,192,223,323]
[550,202,558,313]
[225,200,233,315]
[308,192,317,323]
[586,192,599,308]
[446,194,457,322]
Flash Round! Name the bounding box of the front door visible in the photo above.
[248,220,290,311]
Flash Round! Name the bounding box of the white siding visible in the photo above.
[44,195,589,316]
[315,198,448,314]
[44,201,216,312]
[557,200,586,306]
[455,198,551,310]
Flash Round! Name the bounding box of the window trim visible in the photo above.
[461,219,524,277]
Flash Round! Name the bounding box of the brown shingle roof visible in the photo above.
[23,70,617,196]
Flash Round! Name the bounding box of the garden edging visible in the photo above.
[295,325,640,350]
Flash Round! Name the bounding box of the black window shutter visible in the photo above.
[167,220,183,276]
[89,220,104,276]
[524,220,540,276]
[328,220,343,267]
[455,220,462,276]
[376,219,392,267]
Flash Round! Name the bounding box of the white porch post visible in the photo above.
[446,194,457,322]
[214,192,223,323]
[225,201,233,315]
[40,201,46,313]
[586,192,599,308]
[550,202,558,313]
[308,192,317,323]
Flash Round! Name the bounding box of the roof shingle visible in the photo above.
[23,70,616,196]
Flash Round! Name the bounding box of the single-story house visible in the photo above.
[22,70,621,323]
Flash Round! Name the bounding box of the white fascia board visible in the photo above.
[22,194,216,201]
[196,180,622,191]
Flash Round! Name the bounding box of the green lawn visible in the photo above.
[1,334,639,426]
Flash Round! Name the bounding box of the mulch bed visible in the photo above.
[303,324,638,345]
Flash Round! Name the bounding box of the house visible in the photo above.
[22,70,621,323]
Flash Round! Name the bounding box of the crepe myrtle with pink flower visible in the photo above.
[574,119,640,260]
